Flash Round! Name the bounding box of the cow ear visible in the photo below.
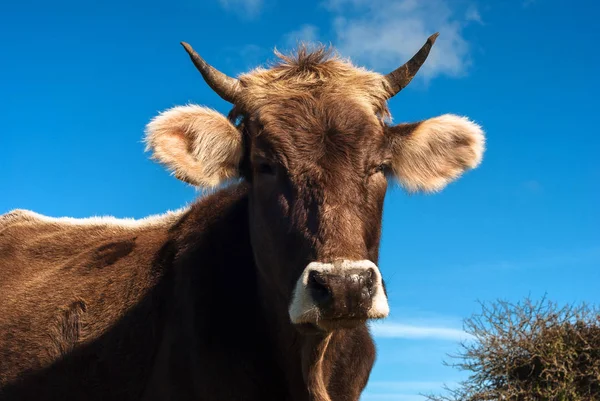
[145,105,243,187]
[386,114,485,192]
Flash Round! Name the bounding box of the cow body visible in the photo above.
[0,183,374,400]
[1,36,486,400]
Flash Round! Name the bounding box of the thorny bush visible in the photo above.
[427,297,600,401]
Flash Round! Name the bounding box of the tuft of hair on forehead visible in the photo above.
[272,44,339,77]
[236,44,391,120]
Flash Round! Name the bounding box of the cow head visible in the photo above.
[145,34,485,332]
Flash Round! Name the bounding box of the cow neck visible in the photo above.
[254,252,334,401]
[187,181,334,401]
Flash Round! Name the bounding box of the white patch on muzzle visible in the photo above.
[288,259,390,325]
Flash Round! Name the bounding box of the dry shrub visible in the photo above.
[427,296,600,401]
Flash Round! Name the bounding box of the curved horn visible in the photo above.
[384,33,439,99]
[180,42,240,104]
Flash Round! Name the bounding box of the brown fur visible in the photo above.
[237,47,391,121]
[0,44,485,401]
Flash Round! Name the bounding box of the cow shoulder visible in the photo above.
[0,207,188,280]
[0,207,188,384]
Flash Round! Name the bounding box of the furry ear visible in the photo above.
[145,105,243,187]
[387,114,485,192]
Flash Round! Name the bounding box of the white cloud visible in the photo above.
[315,0,479,81]
[461,246,600,273]
[283,24,321,48]
[218,0,263,18]
[370,321,473,341]
[362,380,459,401]
[361,395,427,401]
[465,5,483,25]
[369,381,455,392]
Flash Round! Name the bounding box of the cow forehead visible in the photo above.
[247,98,388,173]
[236,46,391,120]
[255,95,384,137]
[231,47,394,174]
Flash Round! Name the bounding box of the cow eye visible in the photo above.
[371,163,388,175]
[255,162,276,176]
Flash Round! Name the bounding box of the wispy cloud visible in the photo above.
[311,0,483,81]
[463,246,600,273]
[369,381,456,392]
[370,321,472,341]
[218,0,264,19]
[283,24,321,48]
[361,394,427,401]
[465,4,484,25]
[363,380,459,401]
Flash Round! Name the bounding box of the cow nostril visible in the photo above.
[361,286,371,301]
[308,270,331,305]
[365,268,375,288]
[360,268,376,300]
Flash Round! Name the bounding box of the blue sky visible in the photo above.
[1,0,599,399]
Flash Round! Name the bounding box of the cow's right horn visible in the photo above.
[181,42,241,104]
[383,33,439,99]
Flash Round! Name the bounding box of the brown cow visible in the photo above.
[0,34,485,401]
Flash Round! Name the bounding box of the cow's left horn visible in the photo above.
[181,42,241,104]
[384,33,439,99]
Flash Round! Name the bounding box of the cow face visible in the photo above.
[145,36,485,332]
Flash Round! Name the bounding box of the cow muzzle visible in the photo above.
[289,259,389,330]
